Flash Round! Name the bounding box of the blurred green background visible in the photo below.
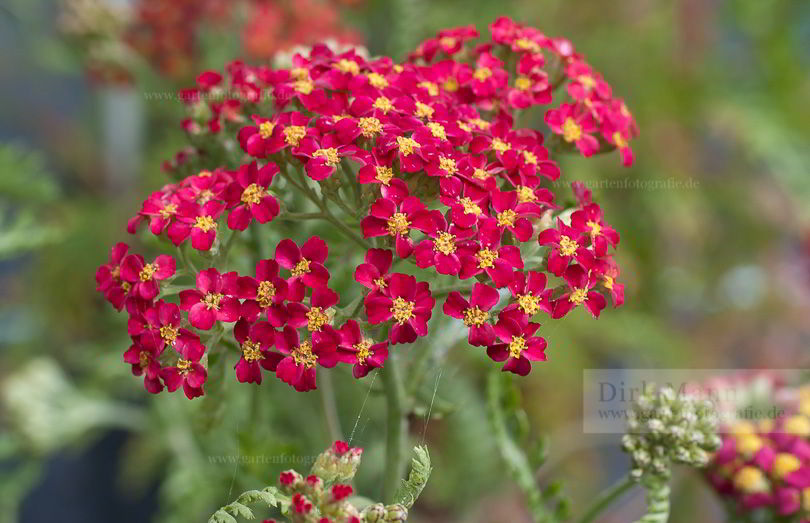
[1,0,809,521]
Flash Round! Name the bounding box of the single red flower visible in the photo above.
[551,264,606,319]
[545,103,600,157]
[274,325,339,392]
[570,203,619,257]
[275,237,330,302]
[223,161,280,231]
[361,196,435,259]
[96,242,132,310]
[443,282,500,346]
[233,319,282,384]
[295,133,358,181]
[287,286,340,336]
[119,253,175,301]
[356,148,409,203]
[364,273,434,345]
[354,248,394,296]
[487,309,547,376]
[336,319,389,378]
[458,223,524,287]
[179,268,241,330]
[506,270,552,318]
[168,200,225,251]
[537,219,594,277]
[123,337,163,394]
[161,333,207,399]
[238,259,289,326]
[413,213,474,276]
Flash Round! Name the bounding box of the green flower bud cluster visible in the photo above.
[622,385,722,481]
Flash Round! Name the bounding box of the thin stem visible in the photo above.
[275,212,325,221]
[381,351,407,503]
[319,370,343,442]
[576,476,635,523]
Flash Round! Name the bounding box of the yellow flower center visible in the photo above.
[294,79,315,95]
[603,275,615,290]
[259,121,275,139]
[613,131,628,148]
[203,292,223,310]
[439,36,456,48]
[418,81,439,97]
[139,263,157,282]
[414,101,434,119]
[241,183,266,205]
[587,220,602,236]
[517,294,541,315]
[438,156,458,176]
[138,351,149,368]
[386,212,410,236]
[290,67,309,80]
[375,166,394,185]
[515,76,532,91]
[354,339,373,364]
[291,340,317,368]
[373,96,394,114]
[476,248,498,269]
[516,186,536,203]
[198,170,212,177]
[515,38,540,52]
[291,258,311,277]
[459,197,482,216]
[242,340,263,362]
[160,324,178,344]
[491,138,511,153]
[374,277,387,289]
[426,122,447,140]
[457,120,472,132]
[367,72,388,88]
[562,118,583,143]
[120,281,131,292]
[314,147,340,166]
[508,336,526,359]
[473,67,493,81]
[558,235,578,256]
[470,118,490,130]
[735,434,764,458]
[569,288,587,305]
[473,168,490,181]
[733,467,768,494]
[284,125,307,147]
[335,59,360,75]
[257,280,276,308]
[176,358,192,375]
[443,77,459,92]
[194,215,217,232]
[773,453,801,479]
[463,306,489,327]
[497,209,517,227]
[197,189,215,204]
[578,74,596,90]
[522,150,538,165]
[396,136,420,156]
[159,203,177,219]
[358,117,382,138]
[433,232,457,255]
[391,297,415,325]
[306,306,330,332]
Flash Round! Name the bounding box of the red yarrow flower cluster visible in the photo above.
[97,17,636,397]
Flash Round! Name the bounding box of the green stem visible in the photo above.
[319,370,343,442]
[576,476,635,523]
[431,283,474,298]
[381,351,407,503]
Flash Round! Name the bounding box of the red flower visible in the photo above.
[238,259,289,326]
[488,189,535,242]
[295,134,358,181]
[356,148,409,203]
[130,300,196,352]
[545,103,600,157]
[361,196,435,259]
[443,282,500,346]
[354,248,393,296]
[506,271,552,318]
[551,264,606,319]
[275,237,330,302]
[413,213,474,276]
[233,319,282,384]
[119,253,176,301]
[458,224,524,287]
[274,325,339,391]
[179,268,241,330]
[123,337,163,394]
[537,219,594,277]
[365,273,434,345]
[223,161,280,230]
[287,286,340,336]
[161,333,207,399]
[487,309,547,376]
[168,200,225,251]
[96,242,132,310]
[570,203,619,257]
[336,319,389,378]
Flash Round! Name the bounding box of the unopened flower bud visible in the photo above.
[384,503,408,522]
[361,503,386,522]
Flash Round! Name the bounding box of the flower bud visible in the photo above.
[384,503,408,522]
